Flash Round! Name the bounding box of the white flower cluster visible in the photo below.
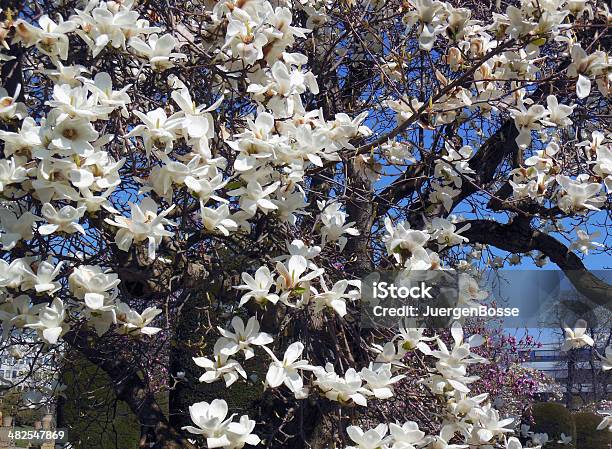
[384,0,612,217]
[0,0,610,445]
[184,398,260,449]
[0,2,183,345]
[189,312,545,449]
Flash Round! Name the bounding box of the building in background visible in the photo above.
[522,341,611,407]
[0,352,38,391]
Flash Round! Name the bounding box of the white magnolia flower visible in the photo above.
[86,305,117,337]
[70,148,124,191]
[389,421,426,447]
[47,84,113,120]
[229,181,280,216]
[596,412,612,432]
[27,15,76,60]
[230,113,276,172]
[428,182,461,213]
[346,424,389,449]
[359,363,405,400]
[68,265,120,310]
[317,201,359,251]
[171,88,219,140]
[0,208,40,249]
[511,103,547,149]
[41,59,89,86]
[183,399,233,442]
[183,399,259,448]
[430,424,468,449]
[201,204,237,236]
[372,341,406,367]
[394,321,434,352]
[530,433,549,446]
[193,339,247,387]
[429,323,485,392]
[25,298,67,344]
[50,116,99,155]
[226,19,268,66]
[589,134,612,191]
[519,424,531,438]
[236,266,280,306]
[0,85,27,120]
[505,6,537,38]
[149,153,208,200]
[129,33,186,70]
[404,0,447,50]
[431,217,470,247]
[217,316,273,359]
[569,229,604,255]
[449,391,489,416]
[383,217,431,269]
[542,95,574,127]
[125,108,183,157]
[73,2,150,57]
[105,198,176,259]
[273,188,308,225]
[0,295,41,339]
[20,259,64,294]
[115,302,162,336]
[506,436,540,449]
[0,117,43,157]
[556,175,604,213]
[263,342,313,397]
[561,318,594,351]
[275,255,323,292]
[387,96,424,123]
[283,239,321,261]
[457,273,488,307]
[557,433,572,445]
[0,258,30,290]
[39,203,87,235]
[524,141,559,174]
[310,278,360,317]
[471,404,514,442]
[83,72,132,116]
[184,167,228,205]
[567,44,606,99]
[435,144,475,188]
[313,363,370,406]
[226,414,261,448]
[0,157,27,192]
[383,140,415,164]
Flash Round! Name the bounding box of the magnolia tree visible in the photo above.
[0,0,611,447]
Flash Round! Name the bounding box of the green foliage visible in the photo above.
[530,402,576,449]
[573,412,612,449]
[0,390,39,426]
[1,390,21,415]
[60,352,140,449]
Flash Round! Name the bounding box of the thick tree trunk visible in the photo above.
[344,160,375,276]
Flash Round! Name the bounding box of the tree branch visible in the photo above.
[460,219,612,309]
